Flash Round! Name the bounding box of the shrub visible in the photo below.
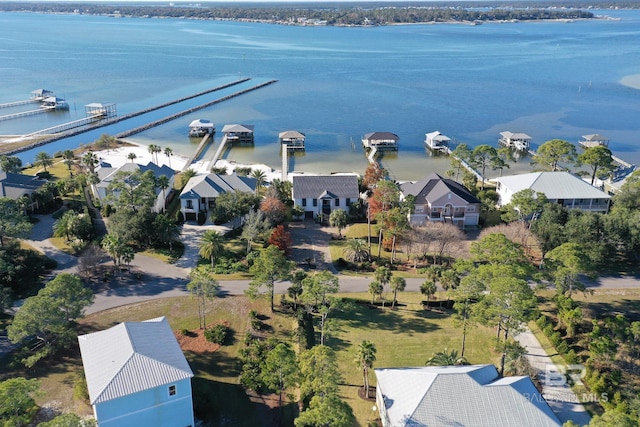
[204,323,228,345]
[556,340,569,355]
[565,349,580,364]
[180,328,190,336]
[536,315,550,330]
[197,211,207,225]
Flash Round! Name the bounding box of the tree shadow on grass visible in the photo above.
[193,378,298,427]
[336,299,442,335]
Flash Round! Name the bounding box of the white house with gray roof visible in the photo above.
[78,317,194,427]
[292,175,360,220]
[375,365,561,427]
[493,171,611,213]
[179,173,257,221]
[400,173,481,227]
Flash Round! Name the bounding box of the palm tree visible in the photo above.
[127,152,137,163]
[250,169,267,194]
[426,348,469,366]
[62,150,75,171]
[82,152,99,173]
[101,234,126,273]
[120,246,135,272]
[148,144,161,164]
[420,280,437,307]
[354,340,377,398]
[164,147,174,169]
[390,276,406,309]
[35,151,53,173]
[156,175,170,213]
[343,238,370,263]
[199,230,224,267]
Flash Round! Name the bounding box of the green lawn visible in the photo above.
[330,291,498,423]
[6,292,500,426]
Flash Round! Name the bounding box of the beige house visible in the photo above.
[400,173,481,227]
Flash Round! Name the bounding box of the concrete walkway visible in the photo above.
[515,330,592,426]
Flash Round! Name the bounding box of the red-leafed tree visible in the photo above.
[368,180,400,217]
[260,196,288,226]
[362,163,387,191]
[268,225,293,255]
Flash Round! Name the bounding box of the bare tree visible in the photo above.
[423,222,465,264]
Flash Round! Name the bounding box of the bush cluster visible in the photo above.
[204,323,228,345]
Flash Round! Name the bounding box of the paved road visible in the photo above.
[515,330,592,426]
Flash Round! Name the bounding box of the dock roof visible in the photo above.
[222,124,254,133]
[362,131,399,141]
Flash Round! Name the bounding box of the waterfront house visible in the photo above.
[493,171,611,213]
[579,134,609,148]
[93,162,175,213]
[0,171,45,200]
[222,124,255,144]
[375,365,561,427]
[361,131,399,150]
[188,119,215,137]
[179,173,257,221]
[279,130,306,150]
[498,131,532,151]
[78,317,195,427]
[0,171,45,211]
[399,173,481,227]
[424,131,451,153]
[292,174,359,220]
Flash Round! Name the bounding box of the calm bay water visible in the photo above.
[1,10,640,180]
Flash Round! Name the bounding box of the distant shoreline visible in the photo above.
[0,2,603,27]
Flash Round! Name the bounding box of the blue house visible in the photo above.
[78,317,195,427]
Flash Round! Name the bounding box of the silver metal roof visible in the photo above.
[78,317,193,405]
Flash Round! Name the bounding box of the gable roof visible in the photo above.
[494,171,610,200]
[179,173,257,199]
[375,365,561,427]
[222,124,254,133]
[189,119,214,129]
[78,317,193,405]
[500,131,532,140]
[292,175,359,200]
[0,171,46,199]
[96,162,174,190]
[400,173,480,205]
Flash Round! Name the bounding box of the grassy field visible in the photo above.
[1,290,499,426]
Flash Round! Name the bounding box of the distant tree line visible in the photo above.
[0,1,604,26]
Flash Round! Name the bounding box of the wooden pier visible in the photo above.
[0,106,55,122]
[3,78,276,157]
[209,135,230,168]
[23,114,104,138]
[0,99,39,109]
[181,134,213,173]
[282,144,289,180]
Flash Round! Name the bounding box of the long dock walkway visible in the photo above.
[182,134,213,173]
[24,114,103,138]
[0,106,54,122]
[3,78,275,157]
[282,144,289,180]
[117,79,277,139]
[0,99,38,109]
[209,135,229,168]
